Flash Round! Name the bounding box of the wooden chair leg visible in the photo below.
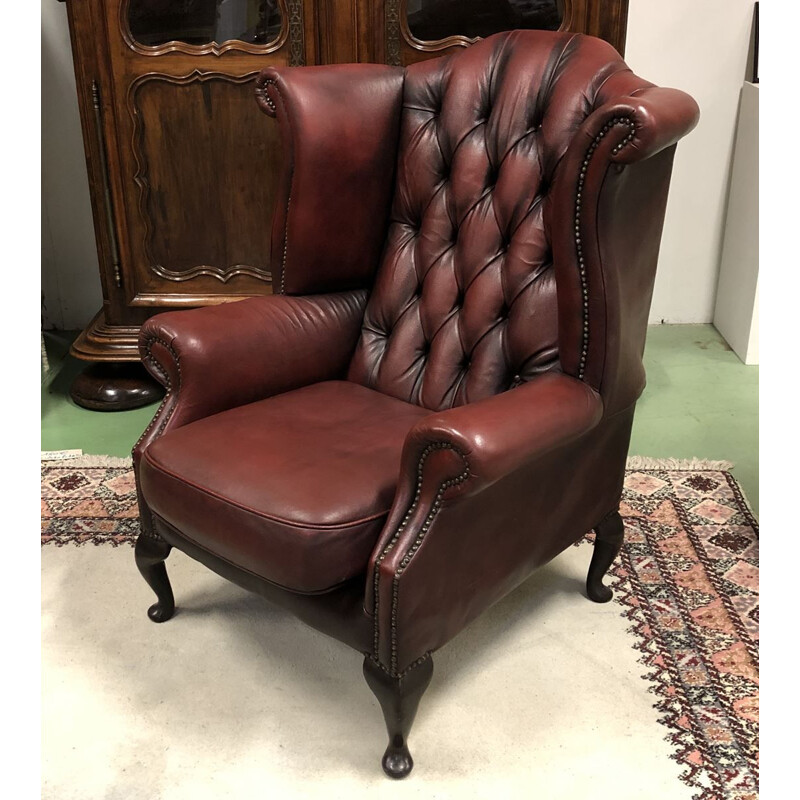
[135,534,175,622]
[363,655,434,779]
[586,510,625,603]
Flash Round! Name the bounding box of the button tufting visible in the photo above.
[350,40,568,408]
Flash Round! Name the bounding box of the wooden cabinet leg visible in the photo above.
[70,362,163,411]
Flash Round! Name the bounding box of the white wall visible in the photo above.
[624,0,755,323]
[713,81,759,363]
[40,2,754,328]
[42,0,101,330]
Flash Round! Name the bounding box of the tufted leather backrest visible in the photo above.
[348,30,633,410]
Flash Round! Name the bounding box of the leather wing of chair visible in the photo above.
[133,30,699,779]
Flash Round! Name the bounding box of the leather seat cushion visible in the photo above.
[140,381,430,593]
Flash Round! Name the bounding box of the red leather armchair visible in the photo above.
[133,30,699,778]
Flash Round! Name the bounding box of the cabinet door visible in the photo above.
[377,0,629,66]
[98,0,310,310]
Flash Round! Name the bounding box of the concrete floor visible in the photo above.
[42,540,694,799]
[41,323,758,513]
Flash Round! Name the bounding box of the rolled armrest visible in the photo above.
[134,291,366,459]
[590,71,700,164]
[402,372,603,497]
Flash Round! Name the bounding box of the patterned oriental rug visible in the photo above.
[41,456,758,799]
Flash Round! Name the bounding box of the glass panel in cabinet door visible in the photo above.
[406,0,563,42]
[127,0,283,47]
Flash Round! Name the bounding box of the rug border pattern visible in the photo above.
[610,467,758,800]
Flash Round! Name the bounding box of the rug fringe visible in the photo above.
[43,453,734,472]
[626,455,734,471]
[41,454,132,468]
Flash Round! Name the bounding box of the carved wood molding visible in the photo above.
[385,0,403,66]
[119,0,302,59]
[70,308,143,362]
[127,70,272,285]
[286,0,306,65]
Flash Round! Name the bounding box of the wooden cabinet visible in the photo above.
[59,0,627,407]
[63,0,306,370]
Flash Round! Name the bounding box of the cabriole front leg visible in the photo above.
[586,510,625,603]
[135,533,175,622]
[363,655,434,779]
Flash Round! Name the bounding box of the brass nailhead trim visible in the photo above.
[255,77,291,294]
[255,78,277,114]
[364,651,432,680]
[575,117,635,380]
[268,79,290,295]
[280,184,291,295]
[133,334,182,540]
[372,442,470,676]
[134,335,180,450]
